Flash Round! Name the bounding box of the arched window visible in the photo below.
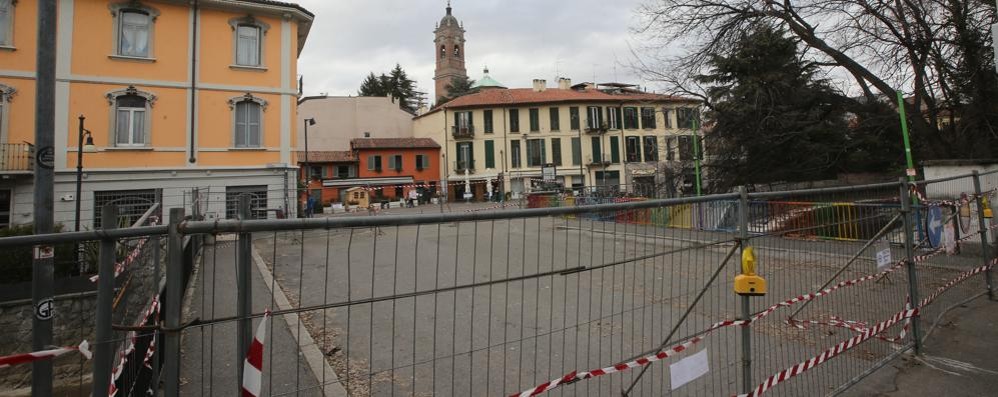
[440,45,446,59]
[106,86,156,147]
[454,45,460,58]
[109,2,160,59]
[229,94,268,148]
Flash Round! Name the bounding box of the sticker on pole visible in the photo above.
[906,168,917,177]
[35,298,54,320]
[34,246,54,260]
[670,349,709,390]
[875,239,892,271]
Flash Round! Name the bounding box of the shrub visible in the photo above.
[0,224,97,284]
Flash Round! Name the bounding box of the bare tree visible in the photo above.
[634,0,998,160]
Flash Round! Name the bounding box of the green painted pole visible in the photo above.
[692,117,703,196]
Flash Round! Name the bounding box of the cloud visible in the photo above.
[295,0,649,98]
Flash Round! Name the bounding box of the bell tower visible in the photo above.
[433,1,468,101]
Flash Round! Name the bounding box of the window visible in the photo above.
[368,155,382,171]
[643,136,659,161]
[484,140,495,168]
[456,142,473,170]
[609,136,620,164]
[571,137,581,166]
[551,138,562,166]
[335,165,356,178]
[623,107,639,129]
[236,25,261,66]
[510,140,521,168]
[526,139,546,167]
[662,108,673,129]
[586,106,603,130]
[625,136,641,163]
[224,186,267,220]
[677,107,700,129]
[117,10,151,57]
[591,137,602,163]
[440,45,446,59]
[0,0,12,47]
[484,109,494,133]
[606,107,622,130]
[114,95,147,146]
[94,188,159,228]
[509,109,520,133]
[415,154,429,170]
[455,111,473,128]
[549,108,560,131]
[388,155,403,171]
[0,189,9,228]
[678,135,701,161]
[665,137,675,161]
[454,45,461,57]
[641,107,656,129]
[569,107,580,131]
[234,100,262,148]
[529,108,540,132]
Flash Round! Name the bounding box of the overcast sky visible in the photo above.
[295,0,650,98]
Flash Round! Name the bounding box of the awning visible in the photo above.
[323,177,414,187]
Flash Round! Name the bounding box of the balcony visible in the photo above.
[587,155,611,167]
[454,160,475,173]
[0,143,34,173]
[452,125,475,139]
[585,122,608,134]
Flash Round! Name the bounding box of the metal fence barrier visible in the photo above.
[1,170,996,397]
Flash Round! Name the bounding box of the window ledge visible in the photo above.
[104,146,153,151]
[229,147,266,151]
[0,45,15,52]
[108,54,157,63]
[229,64,268,72]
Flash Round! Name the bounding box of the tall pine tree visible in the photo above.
[699,24,849,191]
[356,64,419,112]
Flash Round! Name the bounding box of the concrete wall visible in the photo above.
[297,96,415,152]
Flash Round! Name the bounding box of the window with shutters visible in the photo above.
[551,138,562,166]
[586,106,603,130]
[484,109,494,133]
[677,107,700,129]
[591,137,602,163]
[388,155,403,171]
[569,107,580,131]
[641,107,656,129]
[662,108,673,129]
[229,94,267,148]
[415,154,429,170]
[509,109,520,133]
[228,17,270,68]
[623,107,639,129]
[549,108,560,131]
[606,107,622,130]
[643,136,658,161]
[526,139,546,167]
[529,108,540,132]
[484,140,495,168]
[0,0,13,47]
[625,136,641,163]
[609,136,620,164]
[510,140,521,168]
[368,155,382,171]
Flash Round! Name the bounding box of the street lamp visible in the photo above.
[75,115,97,271]
[302,118,316,217]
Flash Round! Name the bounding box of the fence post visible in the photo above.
[93,205,118,397]
[164,208,185,397]
[971,171,995,300]
[899,178,923,353]
[737,185,752,394]
[236,195,254,389]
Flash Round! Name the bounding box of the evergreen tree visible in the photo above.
[356,64,419,112]
[698,25,849,191]
[444,76,476,100]
[358,72,385,96]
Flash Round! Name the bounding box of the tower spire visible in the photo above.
[446,0,451,15]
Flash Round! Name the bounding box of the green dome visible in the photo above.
[472,67,506,89]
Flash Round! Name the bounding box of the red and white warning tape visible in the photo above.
[242,311,271,397]
[90,238,149,283]
[465,203,514,212]
[512,222,998,397]
[108,296,160,396]
[910,186,996,207]
[736,307,918,397]
[0,340,91,368]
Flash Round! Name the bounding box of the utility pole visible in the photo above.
[32,1,58,395]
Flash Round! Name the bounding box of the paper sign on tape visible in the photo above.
[670,349,709,390]
[875,239,892,271]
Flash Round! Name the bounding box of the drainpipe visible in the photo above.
[188,0,199,163]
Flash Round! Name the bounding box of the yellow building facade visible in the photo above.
[0,0,312,227]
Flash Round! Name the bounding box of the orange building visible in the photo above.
[0,0,313,227]
[300,138,441,207]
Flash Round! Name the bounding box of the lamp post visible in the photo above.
[75,115,97,270]
[302,118,315,217]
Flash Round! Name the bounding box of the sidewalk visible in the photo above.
[842,296,998,396]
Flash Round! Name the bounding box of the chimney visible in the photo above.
[558,78,572,90]
[584,82,595,91]
[532,79,546,92]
